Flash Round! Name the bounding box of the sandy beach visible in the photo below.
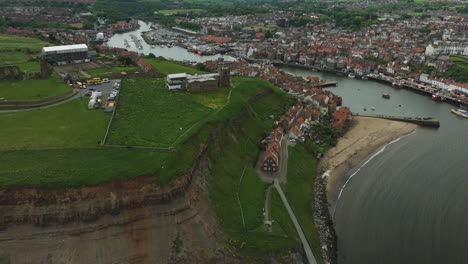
[320,116,417,204]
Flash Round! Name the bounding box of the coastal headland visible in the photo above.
[320,116,417,205]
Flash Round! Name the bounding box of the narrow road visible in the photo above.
[274,180,317,264]
[0,93,80,113]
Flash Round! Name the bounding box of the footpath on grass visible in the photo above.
[274,179,317,264]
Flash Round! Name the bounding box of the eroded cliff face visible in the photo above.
[0,146,231,264]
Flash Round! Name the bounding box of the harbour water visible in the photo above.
[282,67,468,264]
[106,21,235,63]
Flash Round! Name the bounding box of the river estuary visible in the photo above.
[282,67,468,264]
[106,21,235,62]
[107,23,468,264]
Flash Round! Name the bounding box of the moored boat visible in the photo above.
[432,93,446,102]
[382,93,391,99]
[348,73,356,78]
[392,81,404,89]
[451,108,468,118]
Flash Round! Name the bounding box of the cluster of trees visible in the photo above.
[92,0,167,23]
[0,17,72,30]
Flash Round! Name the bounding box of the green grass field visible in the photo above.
[0,52,41,74]
[106,78,219,148]
[145,58,206,75]
[157,9,203,14]
[0,99,110,150]
[0,74,71,101]
[85,67,115,77]
[114,66,138,71]
[0,148,170,187]
[0,34,50,52]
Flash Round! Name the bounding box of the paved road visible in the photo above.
[0,93,80,113]
[274,180,317,264]
[0,80,119,113]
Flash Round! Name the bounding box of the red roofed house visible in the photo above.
[261,129,283,173]
[137,58,153,73]
[332,106,351,134]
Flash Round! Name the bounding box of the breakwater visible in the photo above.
[352,113,441,127]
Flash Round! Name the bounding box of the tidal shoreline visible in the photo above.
[320,116,417,206]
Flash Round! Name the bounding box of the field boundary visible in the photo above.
[101,93,119,146]
[101,144,176,151]
[0,89,74,106]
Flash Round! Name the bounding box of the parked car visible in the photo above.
[89,88,96,91]
[85,91,92,96]
[102,78,110,83]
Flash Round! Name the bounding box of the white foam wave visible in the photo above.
[336,130,416,202]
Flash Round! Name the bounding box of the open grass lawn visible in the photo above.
[157,9,203,14]
[0,99,110,150]
[0,34,50,52]
[145,58,206,75]
[85,67,115,77]
[107,78,216,148]
[0,148,170,187]
[0,74,71,101]
[282,144,324,263]
[0,52,41,73]
[191,87,229,109]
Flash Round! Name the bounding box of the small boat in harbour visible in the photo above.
[451,108,468,118]
[371,107,376,111]
[348,73,356,78]
[382,93,391,99]
[392,81,404,89]
[432,93,446,102]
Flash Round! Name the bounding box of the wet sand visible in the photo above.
[320,116,417,204]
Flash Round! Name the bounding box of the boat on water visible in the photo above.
[348,73,356,78]
[362,76,369,80]
[371,107,376,111]
[363,107,367,111]
[432,93,446,102]
[451,108,468,118]
[382,93,391,99]
[392,81,404,89]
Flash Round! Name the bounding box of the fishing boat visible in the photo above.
[451,108,468,118]
[432,93,446,102]
[392,81,404,89]
[382,93,391,99]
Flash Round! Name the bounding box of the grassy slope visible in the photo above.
[106,78,217,147]
[0,52,40,74]
[145,58,206,75]
[205,78,303,262]
[0,34,50,52]
[441,56,468,83]
[283,144,324,263]
[0,99,109,150]
[0,74,71,101]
